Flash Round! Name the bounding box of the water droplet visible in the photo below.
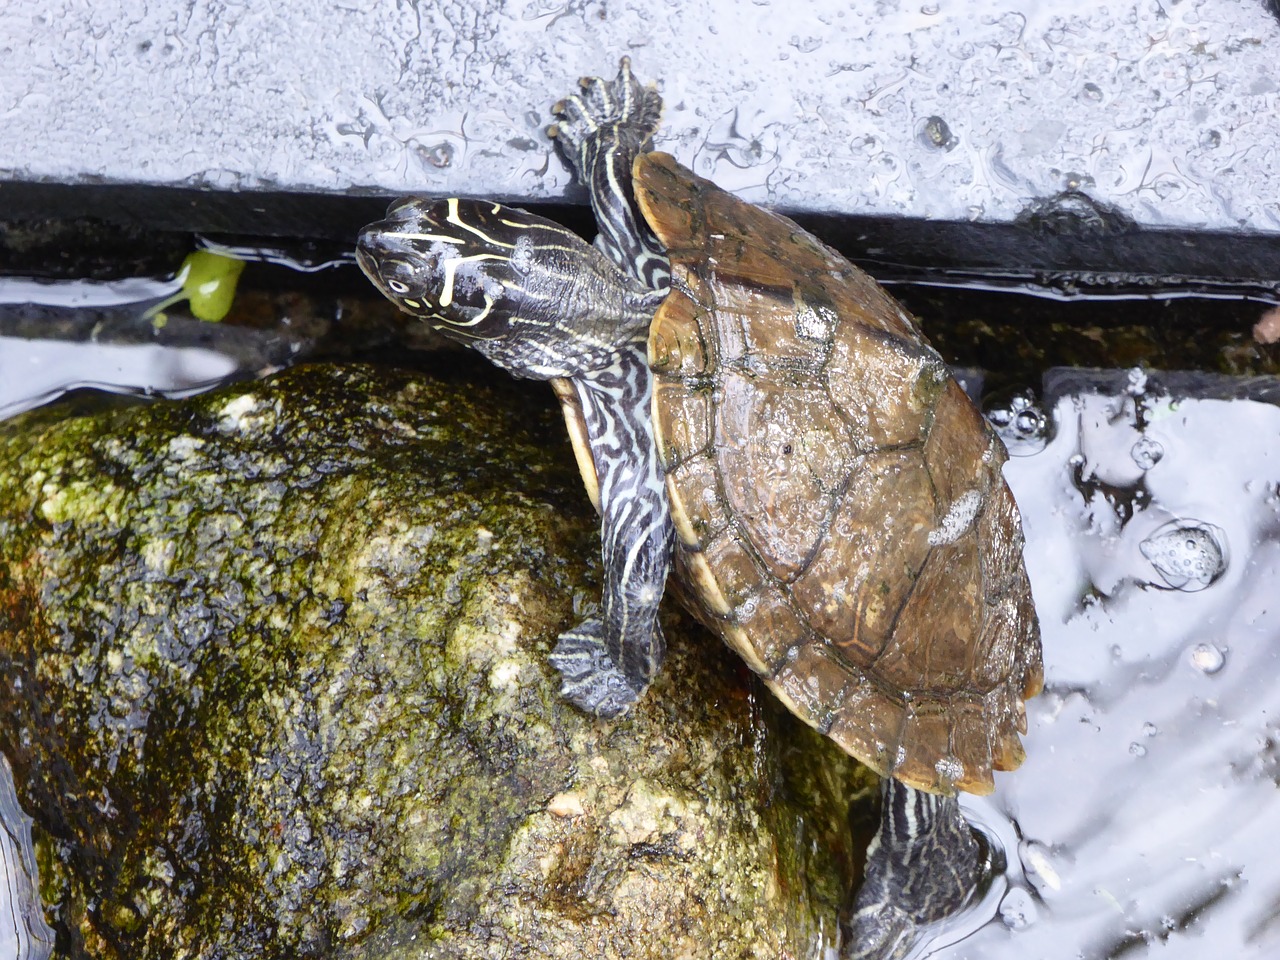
[934,755,966,784]
[1063,170,1094,191]
[1189,642,1226,675]
[920,116,958,151]
[788,35,823,54]
[1140,520,1228,591]
[1081,82,1104,102]
[1126,367,1149,395]
[418,141,456,168]
[928,489,983,546]
[1142,722,1159,737]
[1129,742,1148,757]
[999,887,1038,930]
[1130,436,1164,470]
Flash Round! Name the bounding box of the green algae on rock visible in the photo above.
[0,363,870,959]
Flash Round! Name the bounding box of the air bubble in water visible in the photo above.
[999,887,1038,930]
[1139,519,1227,591]
[1189,642,1226,675]
[1130,436,1164,470]
[987,391,1048,455]
[1129,742,1148,757]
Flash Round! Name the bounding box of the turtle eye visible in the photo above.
[381,257,429,298]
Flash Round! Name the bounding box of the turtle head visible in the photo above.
[356,197,542,340]
[359,196,664,379]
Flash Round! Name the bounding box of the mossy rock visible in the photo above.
[0,363,871,960]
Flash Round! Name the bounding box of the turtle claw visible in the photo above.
[575,61,624,119]
[549,618,646,718]
[550,57,662,180]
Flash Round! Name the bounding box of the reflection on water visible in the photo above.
[936,371,1280,960]
[0,336,240,419]
[1,756,54,960]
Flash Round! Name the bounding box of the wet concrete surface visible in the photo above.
[2,1,1278,281]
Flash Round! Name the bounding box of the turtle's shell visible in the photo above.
[562,152,1042,796]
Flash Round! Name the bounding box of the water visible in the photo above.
[0,336,239,419]
[2,300,1279,956]
[936,373,1280,960]
[0,274,278,419]
[0,756,54,960]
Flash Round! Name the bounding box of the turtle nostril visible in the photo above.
[354,247,379,277]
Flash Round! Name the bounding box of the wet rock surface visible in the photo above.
[0,363,868,959]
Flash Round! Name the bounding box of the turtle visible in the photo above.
[356,59,1042,958]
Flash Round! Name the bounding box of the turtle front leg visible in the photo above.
[545,63,675,716]
[845,779,982,959]
[549,345,674,717]
[551,57,669,289]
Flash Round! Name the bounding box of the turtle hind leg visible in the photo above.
[550,58,668,289]
[845,779,983,959]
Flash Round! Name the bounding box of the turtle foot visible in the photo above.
[550,57,662,180]
[549,618,647,718]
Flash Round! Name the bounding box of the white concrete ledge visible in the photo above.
[2,0,1278,278]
